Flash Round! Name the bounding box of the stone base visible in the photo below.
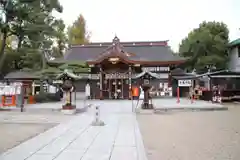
[61,109,76,115]
[141,103,154,109]
[91,120,105,126]
[62,104,76,110]
[154,106,228,113]
[61,105,76,115]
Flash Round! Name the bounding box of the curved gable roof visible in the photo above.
[63,37,185,65]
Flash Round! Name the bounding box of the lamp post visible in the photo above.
[141,73,154,109]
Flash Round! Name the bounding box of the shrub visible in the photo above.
[34,93,46,103]
[34,92,61,103]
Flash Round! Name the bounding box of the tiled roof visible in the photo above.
[4,71,40,80]
[53,37,185,64]
[65,45,109,61]
[229,38,240,47]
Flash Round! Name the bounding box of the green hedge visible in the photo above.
[34,92,62,103]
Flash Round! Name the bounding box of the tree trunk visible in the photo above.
[0,31,9,72]
[17,35,23,51]
[58,40,63,57]
[42,51,47,69]
[39,78,45,94]
[0,13,9,72]
[17,22,23,51]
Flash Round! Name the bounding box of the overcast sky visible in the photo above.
[54,0,240,51]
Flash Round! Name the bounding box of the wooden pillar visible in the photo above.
[208,76,211,90]
[168,72,171,87]
[108,79,111,99]
[70,91,72,105]
[167,66,171,87]
[99,66,103,100]
[128,65,132,100]
[89,74,93,99]
[121,78,124,99]
[32,81,35,95]
[114,78,117,99]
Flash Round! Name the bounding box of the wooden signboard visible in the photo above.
[178,80,192,87]
[0,84,22,107]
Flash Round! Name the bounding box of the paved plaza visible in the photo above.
[16,97,225,111]
[137,103,240,160]
[152,98,227,111]
[0,100,147,160]
[153,98,223,108]
[0,98,238,160]
[0,111,73,153]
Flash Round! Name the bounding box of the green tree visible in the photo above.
[0,34,21,75]
[0,0,64,73]
[3,50,22,74]
[0,0,19,69]
[179,21,229,72]
[67,14,90,45]
[51,19,67,58]
[0,0,70,93]
[20,0,63,70]
[19,0,63,93]
[59,61,89,73]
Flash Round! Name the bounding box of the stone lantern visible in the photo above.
[141,72,154,109]
[57,70,80,114]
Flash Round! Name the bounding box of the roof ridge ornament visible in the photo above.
[112,35,122,54]
[113,36,120,44]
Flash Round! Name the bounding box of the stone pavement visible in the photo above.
[0,100,147,160]
[151,98,228,111]
[153,98,223,107]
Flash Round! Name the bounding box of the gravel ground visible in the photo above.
[137,104,240,160]
[0,110,73,153]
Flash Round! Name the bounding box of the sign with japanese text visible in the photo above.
[142,67,170,72]
[0,83,22,95]
[178,80,192,87]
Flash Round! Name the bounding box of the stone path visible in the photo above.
[0,101,147,160]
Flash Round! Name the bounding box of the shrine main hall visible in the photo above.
[52,36,185,100]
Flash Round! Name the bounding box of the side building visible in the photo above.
[50,36,185,99]
[229,38,240,71]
